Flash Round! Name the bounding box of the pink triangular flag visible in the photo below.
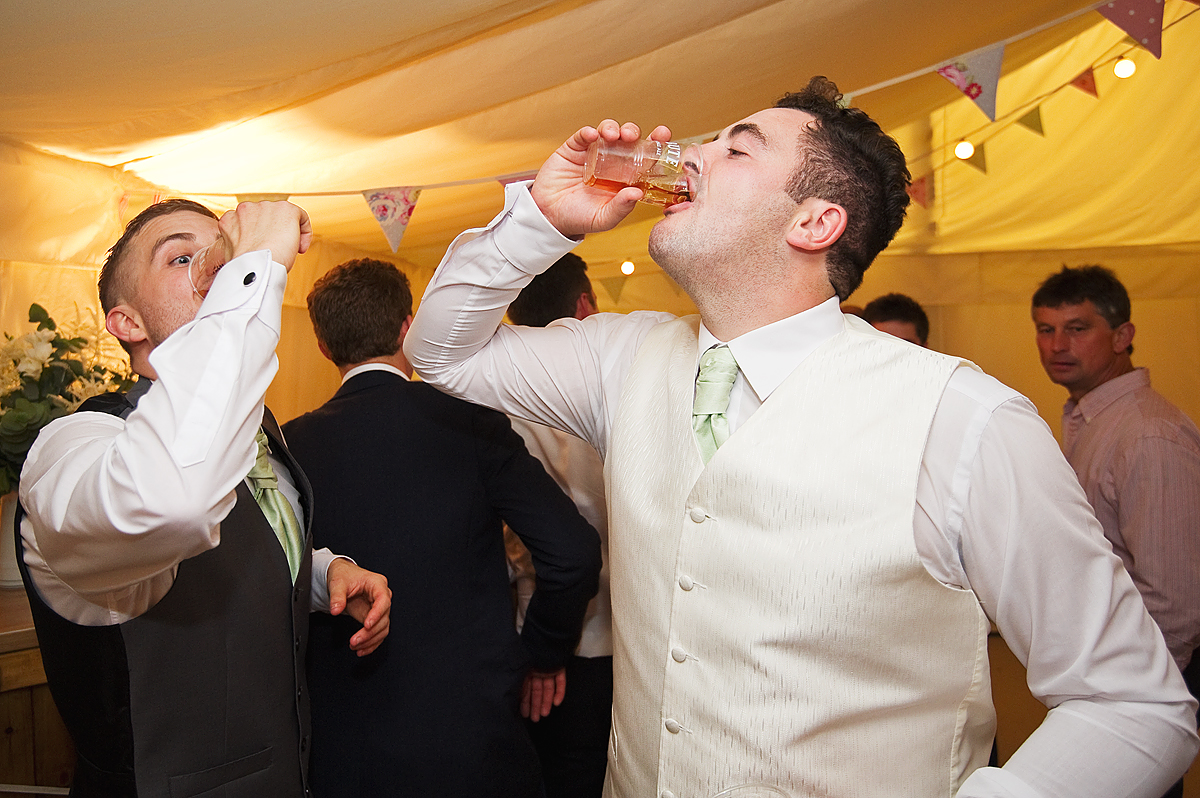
[363,187,422,252]
[906,175,932,208]
[1071,68,1099,97]
[1097,0,1164,58]
[497,171,538,186]
[936,43,1005,121]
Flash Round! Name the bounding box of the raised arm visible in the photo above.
[404,181,673,454]
[20,202,310,610]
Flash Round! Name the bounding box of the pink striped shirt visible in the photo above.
[1063,367,1200,671]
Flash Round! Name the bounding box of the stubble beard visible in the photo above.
[648,214,710,300]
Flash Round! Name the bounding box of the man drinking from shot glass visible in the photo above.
[404,76,1198,798]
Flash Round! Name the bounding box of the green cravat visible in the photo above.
[692,345,739,463]
[247,429,304,584]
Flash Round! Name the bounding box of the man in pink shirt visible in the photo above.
[1033,264,1200,798]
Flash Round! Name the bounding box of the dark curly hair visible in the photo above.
[775,77,911,300]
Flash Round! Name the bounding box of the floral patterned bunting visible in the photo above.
[363,187,421,251]
[936,43,1005,121]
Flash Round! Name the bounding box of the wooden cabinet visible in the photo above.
[0,588,73,796]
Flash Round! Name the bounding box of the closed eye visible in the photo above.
[727,148,747,157]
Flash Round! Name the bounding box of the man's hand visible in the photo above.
[218,200,313,272]
[521,667,566,722]
[530,120,672,239]
[327,557,391,656]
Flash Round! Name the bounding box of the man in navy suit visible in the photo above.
[283,258,601,798]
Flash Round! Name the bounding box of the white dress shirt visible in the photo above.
[341,362,408,383]
[20,250,338,626]
[405,182,1199,798]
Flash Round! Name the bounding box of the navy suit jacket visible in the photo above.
[283,369,600,798]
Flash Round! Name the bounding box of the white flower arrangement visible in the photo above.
[1,304,134,494]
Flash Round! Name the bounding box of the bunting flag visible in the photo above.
[363,187,421,252]
[906,174,932,208]
[1070,67,1099,97]
[236,193,290,203]
[935,43,1005,121]
[599,275,628,304]
[497,171,538,186]
[1016,107,1046,136]
[961,143,987,174]
[1097,0,1164,58]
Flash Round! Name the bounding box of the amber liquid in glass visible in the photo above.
[585,175,689,207]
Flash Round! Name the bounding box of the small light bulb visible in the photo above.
[954,140,975,160]
[621,261,635,275]
[1114,57,1136,79]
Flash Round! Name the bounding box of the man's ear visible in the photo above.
[785,199,847,253]
[1113,321,1135,354]
[399,315,413,344]
[316,340,333,362]
[574,292,598,320]
[105,305,148,347]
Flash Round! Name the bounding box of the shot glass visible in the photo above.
[583,138,702,207]
[188,239,228,299]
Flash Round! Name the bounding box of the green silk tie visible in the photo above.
[692,345,739,463]
[247,429,304,584]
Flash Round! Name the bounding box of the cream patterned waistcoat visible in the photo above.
[603,316,993,798]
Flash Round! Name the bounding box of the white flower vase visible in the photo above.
[1,491,24,588]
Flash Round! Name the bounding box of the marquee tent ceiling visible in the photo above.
[5,0,1158,283]
[3,0,1200,439]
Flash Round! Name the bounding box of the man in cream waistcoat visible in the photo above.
[405,77,1199,798]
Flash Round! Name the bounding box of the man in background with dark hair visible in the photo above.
[507,252,611,798]
[1033,264,1200,797]
[862,291,929,346]
[407,77,1198,796]
[18,199,391,797]
[283,258,601,798]
[508,251,598,327]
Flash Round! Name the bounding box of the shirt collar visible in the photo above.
[341,362,409,384]
[697,296,845,402]
[1066,367,1149,422]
